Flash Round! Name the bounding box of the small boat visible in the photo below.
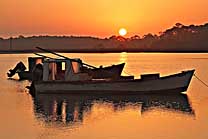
[82,63,125,79]
[7,57,125,80]
[29,58,195,95]
[35,47,125,79]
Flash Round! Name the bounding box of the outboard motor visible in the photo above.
[7,61,26,77]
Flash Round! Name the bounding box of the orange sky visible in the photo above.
[0,0,208,38]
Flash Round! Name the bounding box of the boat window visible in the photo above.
[48,62,57,80]
[72,62,80,73]
[56,62,65,80]
[35,58,42,64]
[62,62,65,70]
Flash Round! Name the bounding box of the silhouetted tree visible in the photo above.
[18,35,25,39]
[175,23,184,28]
[130,35,140,40]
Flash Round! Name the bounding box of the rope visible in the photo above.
[194,74,208,88]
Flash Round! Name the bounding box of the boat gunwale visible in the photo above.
[34,69,195,85]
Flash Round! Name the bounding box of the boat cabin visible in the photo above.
[42,58,92,81]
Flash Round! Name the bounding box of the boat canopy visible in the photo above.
[42,58,91,81]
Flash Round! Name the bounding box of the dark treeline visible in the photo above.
[0,23,208,53]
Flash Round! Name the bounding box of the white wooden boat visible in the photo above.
[30,58,195,94]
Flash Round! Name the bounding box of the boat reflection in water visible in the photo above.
[32,92,194,125]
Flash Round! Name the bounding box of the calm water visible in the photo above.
[0,53,208,139]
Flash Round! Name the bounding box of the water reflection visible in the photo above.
[32,93,194,125]
[119,52,128,63]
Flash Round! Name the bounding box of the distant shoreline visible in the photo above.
[1,23,208,54]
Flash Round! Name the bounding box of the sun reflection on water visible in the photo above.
[119,52,128,64]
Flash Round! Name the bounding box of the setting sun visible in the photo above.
[119,28,127,36]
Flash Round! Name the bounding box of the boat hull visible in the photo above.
[33,70,195,94]
[18,71,32,80]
